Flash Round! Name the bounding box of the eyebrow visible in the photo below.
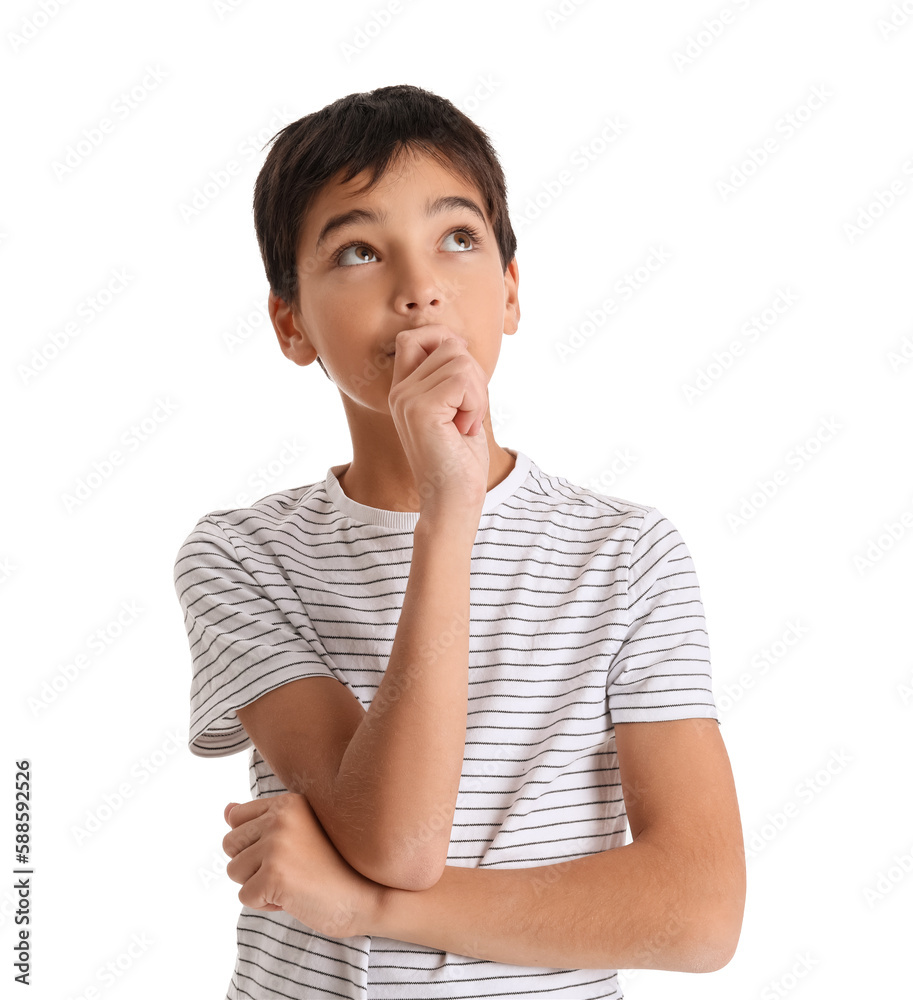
[314,195,488,252]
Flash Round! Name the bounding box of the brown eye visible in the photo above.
[445,228,479,252]
[335,243,378,267]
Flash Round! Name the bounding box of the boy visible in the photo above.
[174,83,745,999]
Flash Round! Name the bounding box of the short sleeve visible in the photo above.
[606,507,719,724]
[173,515,336,757]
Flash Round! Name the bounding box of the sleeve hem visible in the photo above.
[189,665,340,758]
[609,706,720,724]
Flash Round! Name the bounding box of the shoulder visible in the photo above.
[179,477,332,542]
[204,477,327,531]
[519,457,661,535]
[173,477,329,575]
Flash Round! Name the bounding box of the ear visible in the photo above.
[269,290,319,366]
[502,257,520,336]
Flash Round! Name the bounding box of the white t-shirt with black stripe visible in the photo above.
[174,447,719,1000]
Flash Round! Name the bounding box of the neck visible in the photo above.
[336,397,514,513]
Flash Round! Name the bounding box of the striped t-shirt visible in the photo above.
[174,447,719,1000]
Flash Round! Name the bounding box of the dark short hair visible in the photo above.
[252,83,517,379]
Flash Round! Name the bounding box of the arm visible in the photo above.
[236,512,477,891]
[373,717,746,971]
[225,717,746,971]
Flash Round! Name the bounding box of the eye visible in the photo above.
[442,227,481,252]
[335,244,378,267]
[331,224,483,267]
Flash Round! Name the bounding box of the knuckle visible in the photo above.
[259,857,281,884]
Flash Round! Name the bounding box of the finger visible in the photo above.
[400,351,488,434]
[223,812,270,859]
[392,335,479,412]
[433,360,486,436]
[391,326,462,389]
[225,840,264,886]
[225,798,270,829]
[237,865,283,912]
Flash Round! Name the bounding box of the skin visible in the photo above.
[268,146,521,512]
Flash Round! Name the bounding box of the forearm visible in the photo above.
[327,514,477,887]
[371,840,735,973]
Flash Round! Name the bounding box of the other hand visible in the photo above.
[222,792,383,939]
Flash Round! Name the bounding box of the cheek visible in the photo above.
[318,299,374,363]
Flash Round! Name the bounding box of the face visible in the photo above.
[270,148,519,416]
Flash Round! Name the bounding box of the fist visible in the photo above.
[222,792,383,939]
[387,325,491,517]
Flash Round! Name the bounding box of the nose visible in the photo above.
[391,250,445,317]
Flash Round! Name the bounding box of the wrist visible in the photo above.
[364,871,442,944]
[362,879,398,938]
[415,508,483,542]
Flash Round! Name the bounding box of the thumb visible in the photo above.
[224,802,241,825]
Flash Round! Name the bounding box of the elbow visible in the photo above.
[656,916,740,974]
[705,905,745,972]
[302,786,450,890]
[677,842,746,973]
[679,930,740,974]
[348,842,447,892]
[381,857,446,892]
[356,812,453,890]
[643,862,744,973]
[679,888,745,973]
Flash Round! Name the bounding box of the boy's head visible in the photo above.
[252,84,518,381]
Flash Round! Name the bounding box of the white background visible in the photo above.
[3,0,912,996]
